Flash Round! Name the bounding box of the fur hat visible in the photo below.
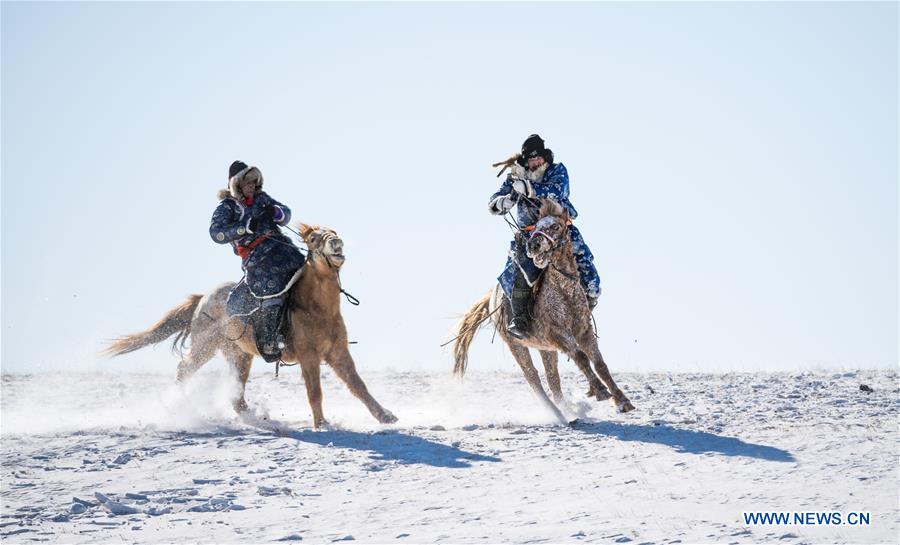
[229,160,249,179]
[218,161,264,200]
[516,134,554,167]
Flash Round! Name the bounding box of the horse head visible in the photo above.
[525,199,570,269]
[297,223,345,270]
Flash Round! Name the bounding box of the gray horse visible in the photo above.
[453,199,635,423]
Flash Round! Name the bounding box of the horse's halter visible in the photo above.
[528,217,568,252]
[530,228,560,247]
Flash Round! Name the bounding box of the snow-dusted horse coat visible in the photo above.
[489,162,601,300]
[209,167,305,318]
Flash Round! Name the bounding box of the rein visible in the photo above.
[337,272,360,306]
[297,228,360,307]
[266,225,362,375]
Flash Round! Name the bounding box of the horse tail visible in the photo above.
[103,294,203,357]
[452,290,493,377]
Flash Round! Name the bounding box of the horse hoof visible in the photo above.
[567,418,580,428]
[378,411,398,424]
[587,386,612,401]
[233,400,249,413]
[313,418,330,430]
[617,399,636,413]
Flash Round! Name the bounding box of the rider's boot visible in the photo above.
[507,270,533,339]
[251,302,285,363]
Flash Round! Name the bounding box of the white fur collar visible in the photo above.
[511,162,550,184]
[217,166,264,200]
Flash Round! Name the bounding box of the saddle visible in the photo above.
[226,279,293,363]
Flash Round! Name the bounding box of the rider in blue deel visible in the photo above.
[488,134,601,339]
[209,161,305,362]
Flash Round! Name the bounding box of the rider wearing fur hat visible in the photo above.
[210,161,305,362]
[489,134,601,339]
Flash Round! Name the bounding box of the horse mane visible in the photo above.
[539,199,566,219]
[296,222,319,242]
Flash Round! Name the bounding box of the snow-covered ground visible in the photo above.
[1,367,897,543]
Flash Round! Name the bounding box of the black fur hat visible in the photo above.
[218,161,263,200]
[517,134,554,166]
[229,160,249,180]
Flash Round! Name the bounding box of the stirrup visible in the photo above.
[507,316,530,339]
[256,329,284,363]
[259,343,282,363]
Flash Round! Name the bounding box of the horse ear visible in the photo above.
[297,222,314,242]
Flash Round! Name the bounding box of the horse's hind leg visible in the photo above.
[223,347,253,413]
[538,350,565,404]
[508,344,567,424]
[175,335,217,383]
[175,313,220,383]
[584,343,634,413]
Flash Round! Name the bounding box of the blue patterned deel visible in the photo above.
[209,191,305,318]
[490,163,601,301]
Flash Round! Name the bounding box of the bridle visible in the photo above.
[528,220,581,286]
[527,218,570,252]
[522,218,572,250]
[530,228,559,246]
[308,230,343,269]
[304,231,357,305]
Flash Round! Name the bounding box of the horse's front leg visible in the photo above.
[549,332,611,402]
[326,348,397,424]
[582,341,634,413]
[570,350,612,402]
[297,357,327,428]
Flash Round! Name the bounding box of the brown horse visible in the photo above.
[104,224,397,428]
[452,200,634,423]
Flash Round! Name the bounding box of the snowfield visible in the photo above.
[1,367,897,544]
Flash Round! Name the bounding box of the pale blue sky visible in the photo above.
[2,2,897,374]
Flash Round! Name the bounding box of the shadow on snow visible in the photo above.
[282,429,502,469]
[575,421,795,462]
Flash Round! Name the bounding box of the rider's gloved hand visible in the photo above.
[247,205,274,233]
[511,178,534,198]
[270,205,285,223]
[488,194,516,215]
[251,202,273,219]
